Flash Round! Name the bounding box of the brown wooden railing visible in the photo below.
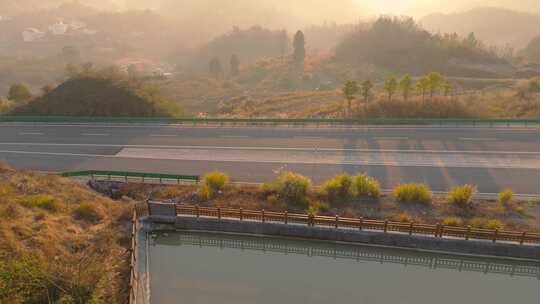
[175,204,540,245]
[127,208,138,304]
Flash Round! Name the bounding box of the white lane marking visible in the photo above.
[113,147,540,170]
[81,133,110,136]
[0,142,539,155]
[0,150,112,158]
[3,123,540,132]
[460,137,497,141]
[220,135,249,139]
[149,134,177,137]
[18,132,44,136]
[374,137,409,140]
[293,136,323,140]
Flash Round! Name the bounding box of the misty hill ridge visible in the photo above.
[421,7,540,49]
[10,77,180,117]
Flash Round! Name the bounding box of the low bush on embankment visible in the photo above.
[130,170,540,232]
[0,163,132,303]
[393,183,433,205]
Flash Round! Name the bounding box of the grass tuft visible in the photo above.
[23,195,61,212]
[199,171,230,200]
[72,203,103,224]
[497,189,514,207]
[447,185,477,207]
[443,216,463,226]
[392,183,432,205]
[353,174,381,198]
[321,174,354,203]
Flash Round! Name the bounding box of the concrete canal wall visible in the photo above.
[145,215,540,260]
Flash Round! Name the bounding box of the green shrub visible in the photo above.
[447,185,477,207]
[469,218,504,230]
[485,219,504,230]
[23,195,60,212]
[321,174,353,203]
[203,171,229,191]
[397,212,412,222]
[274,172,312,208]
[260,182,277,196]
[392,183,432,204]
[199,171,229,200]
[497,189,514,206]
[73,203,102,224]
[443,216,463,226]
[353,174,381,198]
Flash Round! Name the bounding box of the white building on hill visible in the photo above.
[22,28,45,42]
[49,21,69,35]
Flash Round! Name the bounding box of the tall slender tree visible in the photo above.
[384,77,398,102]
[342,80,359,116]
[427,72,444,100]
[399,74,412,101]
[416,76,430,103]
[293,30,306,68]
[442,81,452,97]
[361,80,374,104]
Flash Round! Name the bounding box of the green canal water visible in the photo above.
[148,231,540,304]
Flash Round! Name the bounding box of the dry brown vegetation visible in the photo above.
[118,174,540,232]
[0,164,132,303]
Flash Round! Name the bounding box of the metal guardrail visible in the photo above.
[3,115,540,126]
[61,170,200,183]
[174,204,540,245]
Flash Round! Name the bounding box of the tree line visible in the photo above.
[342,72,453,116]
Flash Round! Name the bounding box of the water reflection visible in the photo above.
[149,231,540,304]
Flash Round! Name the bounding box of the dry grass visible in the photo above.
[127,175,539,232]
[0,165,132,303]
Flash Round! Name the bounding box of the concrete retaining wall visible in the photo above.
[146,215,540,260]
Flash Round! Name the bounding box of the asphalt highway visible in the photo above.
[1,123,540,195]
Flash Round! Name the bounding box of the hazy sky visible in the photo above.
[362,0,540,17]
[10,0,539,20]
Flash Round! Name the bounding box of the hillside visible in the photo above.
[9,74,182,117]
[421,7,540,50]
[334,16,509,77]
[0,164,131,302]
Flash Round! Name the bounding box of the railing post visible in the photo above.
[409,222,414,236]
[493,229,498,243]
[435,223,440,238]
[359,217,363,230]
[439,225,445,238]
[196,205,200,219]
[520,232,527,245]
[239,208,243,221]
[335,215,339,229]
[465,226,471,240]
[384,220,388,233]
[217,207,221,221]
[262,209,265,223]
[284,211,288,224]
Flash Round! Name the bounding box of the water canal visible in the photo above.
[145,231,540,304]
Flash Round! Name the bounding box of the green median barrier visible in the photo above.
[4,115,540,126]
[61,170,200,183]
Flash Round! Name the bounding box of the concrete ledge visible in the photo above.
[146,215,540,260]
